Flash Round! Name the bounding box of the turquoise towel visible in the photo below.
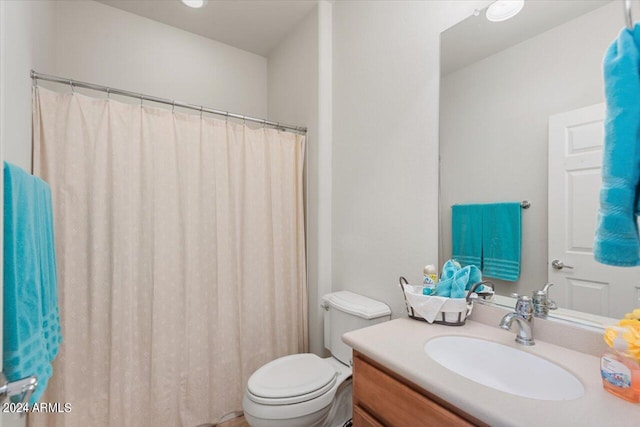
[465,264,483,290]
[3,162,62,404]
[435,260,483,298]
[482,202,521,282]
[594,25,640,266]
[452,204,483,269]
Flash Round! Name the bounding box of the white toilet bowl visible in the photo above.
[242,291,391,427]
[242,355,352,427]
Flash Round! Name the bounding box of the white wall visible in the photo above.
[53,1,267,118]
[331,0,488,317]
[1,0,56,171]
[439,2,619,297]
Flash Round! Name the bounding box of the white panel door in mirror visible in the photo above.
[567,278,608,316]
[568,169,599,252]
[549,103,640,318]
[567,120,603,154]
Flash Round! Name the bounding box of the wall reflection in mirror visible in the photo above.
[439,0,640,321]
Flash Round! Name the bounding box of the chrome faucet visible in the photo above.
[532,283,558,319]
[499,294,535,346]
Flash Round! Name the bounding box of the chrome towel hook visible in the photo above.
[625,0,634,30]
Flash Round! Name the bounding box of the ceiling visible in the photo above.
[441,0,614,75]
[96,0,318,56]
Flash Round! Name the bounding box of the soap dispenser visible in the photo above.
[601,330,640,403]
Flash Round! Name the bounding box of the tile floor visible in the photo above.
[218,415,249,427]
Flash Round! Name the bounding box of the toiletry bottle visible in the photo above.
[601,335,640,403]
[422,265,437,296]
[423,265,438,284]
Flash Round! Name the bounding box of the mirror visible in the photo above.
[439,0,640,325]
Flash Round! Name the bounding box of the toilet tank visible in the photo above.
[322,291,391,366]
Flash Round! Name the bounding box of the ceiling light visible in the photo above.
[486,0,525,22]
[181,0,207,8]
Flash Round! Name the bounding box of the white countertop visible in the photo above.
[342,318,640,427]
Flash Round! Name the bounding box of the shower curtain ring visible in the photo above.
[200,106,204,118]
[106,88,110,99]
[172,101,176,113]
[139,94,144,106]
[69,81,75,93]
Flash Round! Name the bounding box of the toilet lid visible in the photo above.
[248,354,337,402]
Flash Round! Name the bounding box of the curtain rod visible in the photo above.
[30,70,307,134]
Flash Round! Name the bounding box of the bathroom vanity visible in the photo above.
[352,351,483,426]
[343,311,640,427]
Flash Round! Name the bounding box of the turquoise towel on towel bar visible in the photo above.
[482,202,521,282]
[594,25,640,266]
[3,162,62,404]
[451,204,483,269]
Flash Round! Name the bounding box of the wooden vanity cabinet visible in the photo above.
[352,351,487,427]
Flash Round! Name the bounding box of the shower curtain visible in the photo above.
[29,87,307,427]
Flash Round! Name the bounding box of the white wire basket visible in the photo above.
[398,276,494,326]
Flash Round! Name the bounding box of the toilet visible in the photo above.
[242,291,391,427]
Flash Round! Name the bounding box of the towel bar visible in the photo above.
[0,372,37,409]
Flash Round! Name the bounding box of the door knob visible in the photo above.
[551,259,573,270]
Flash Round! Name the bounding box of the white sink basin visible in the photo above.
[424,336,584,401]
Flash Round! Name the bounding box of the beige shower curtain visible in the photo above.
[30,87,307,427]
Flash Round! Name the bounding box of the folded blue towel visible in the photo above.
[465,265,483,290]
[594,25,640,266]
[435,260,484,298]
[482,202,521,282]
[452,204,483,269]
[3,162,61,404]
[440,259,458,282]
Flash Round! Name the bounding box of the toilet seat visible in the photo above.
[247,354,337,405]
